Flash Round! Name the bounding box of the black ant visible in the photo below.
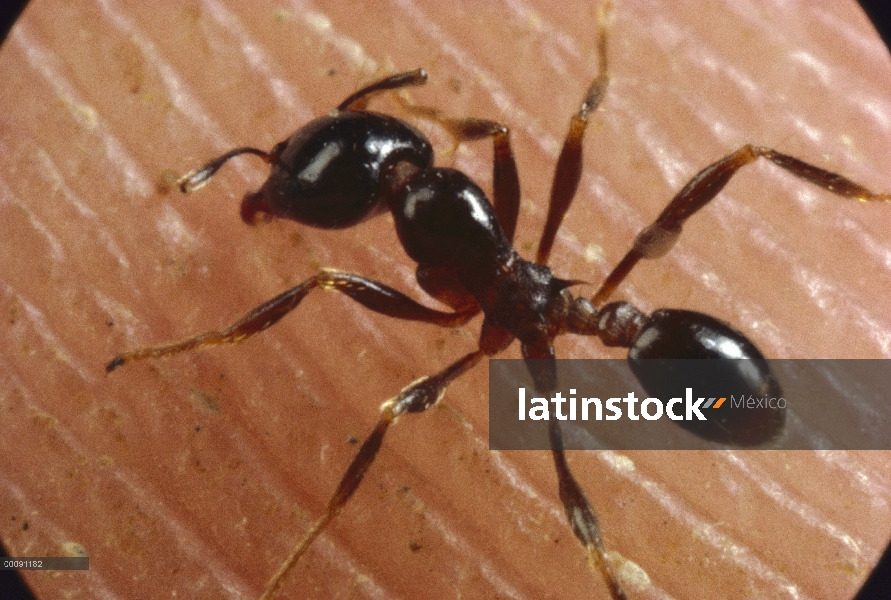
[106,3,890,598]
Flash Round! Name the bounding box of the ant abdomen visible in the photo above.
[628,309,785,445]
[241,111,433,227]
[630,309,765,362]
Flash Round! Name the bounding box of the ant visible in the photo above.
[106,2,890,598]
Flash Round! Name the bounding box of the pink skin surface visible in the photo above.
[1,0,890,598]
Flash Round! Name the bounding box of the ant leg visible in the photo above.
[337,68,428,111]
[536,0,612,265]
[591,144,891,305]
[549,422,627,600]
[261,338,501,600]
[522,337,627,600]
[416,264,482,314]
[177,145,283,194]
[106,270,476,373]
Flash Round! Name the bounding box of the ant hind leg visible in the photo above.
[591,144,891,305]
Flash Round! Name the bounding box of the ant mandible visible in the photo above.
[106,2,891,598]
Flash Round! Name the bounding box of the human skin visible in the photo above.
[1,0,890,599]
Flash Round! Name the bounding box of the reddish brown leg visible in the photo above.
[523,336,627,600]
[261,320,515,600]
[106,269,476,373]
[592,144,891,305]
[416,264,482,315]
[536,0,612,265]
[439,117,521,242]
[549,421,627,600]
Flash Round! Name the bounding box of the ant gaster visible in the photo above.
[106,3,891,598]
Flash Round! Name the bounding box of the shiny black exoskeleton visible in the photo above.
[195,71,785,446]
[241,110,433,227]
[110,50,890,600]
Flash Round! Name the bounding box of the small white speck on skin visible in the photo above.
[61,541,87,557]
[64,98,98,130]
[304,11,332,31]
[700,271,727,296]
[155,204,200,252]
[605,452,636,473]
[608,550,652,592]
[584,242,605,263]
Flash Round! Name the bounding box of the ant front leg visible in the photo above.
[592,144,891,305]
[106,270,476,372]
